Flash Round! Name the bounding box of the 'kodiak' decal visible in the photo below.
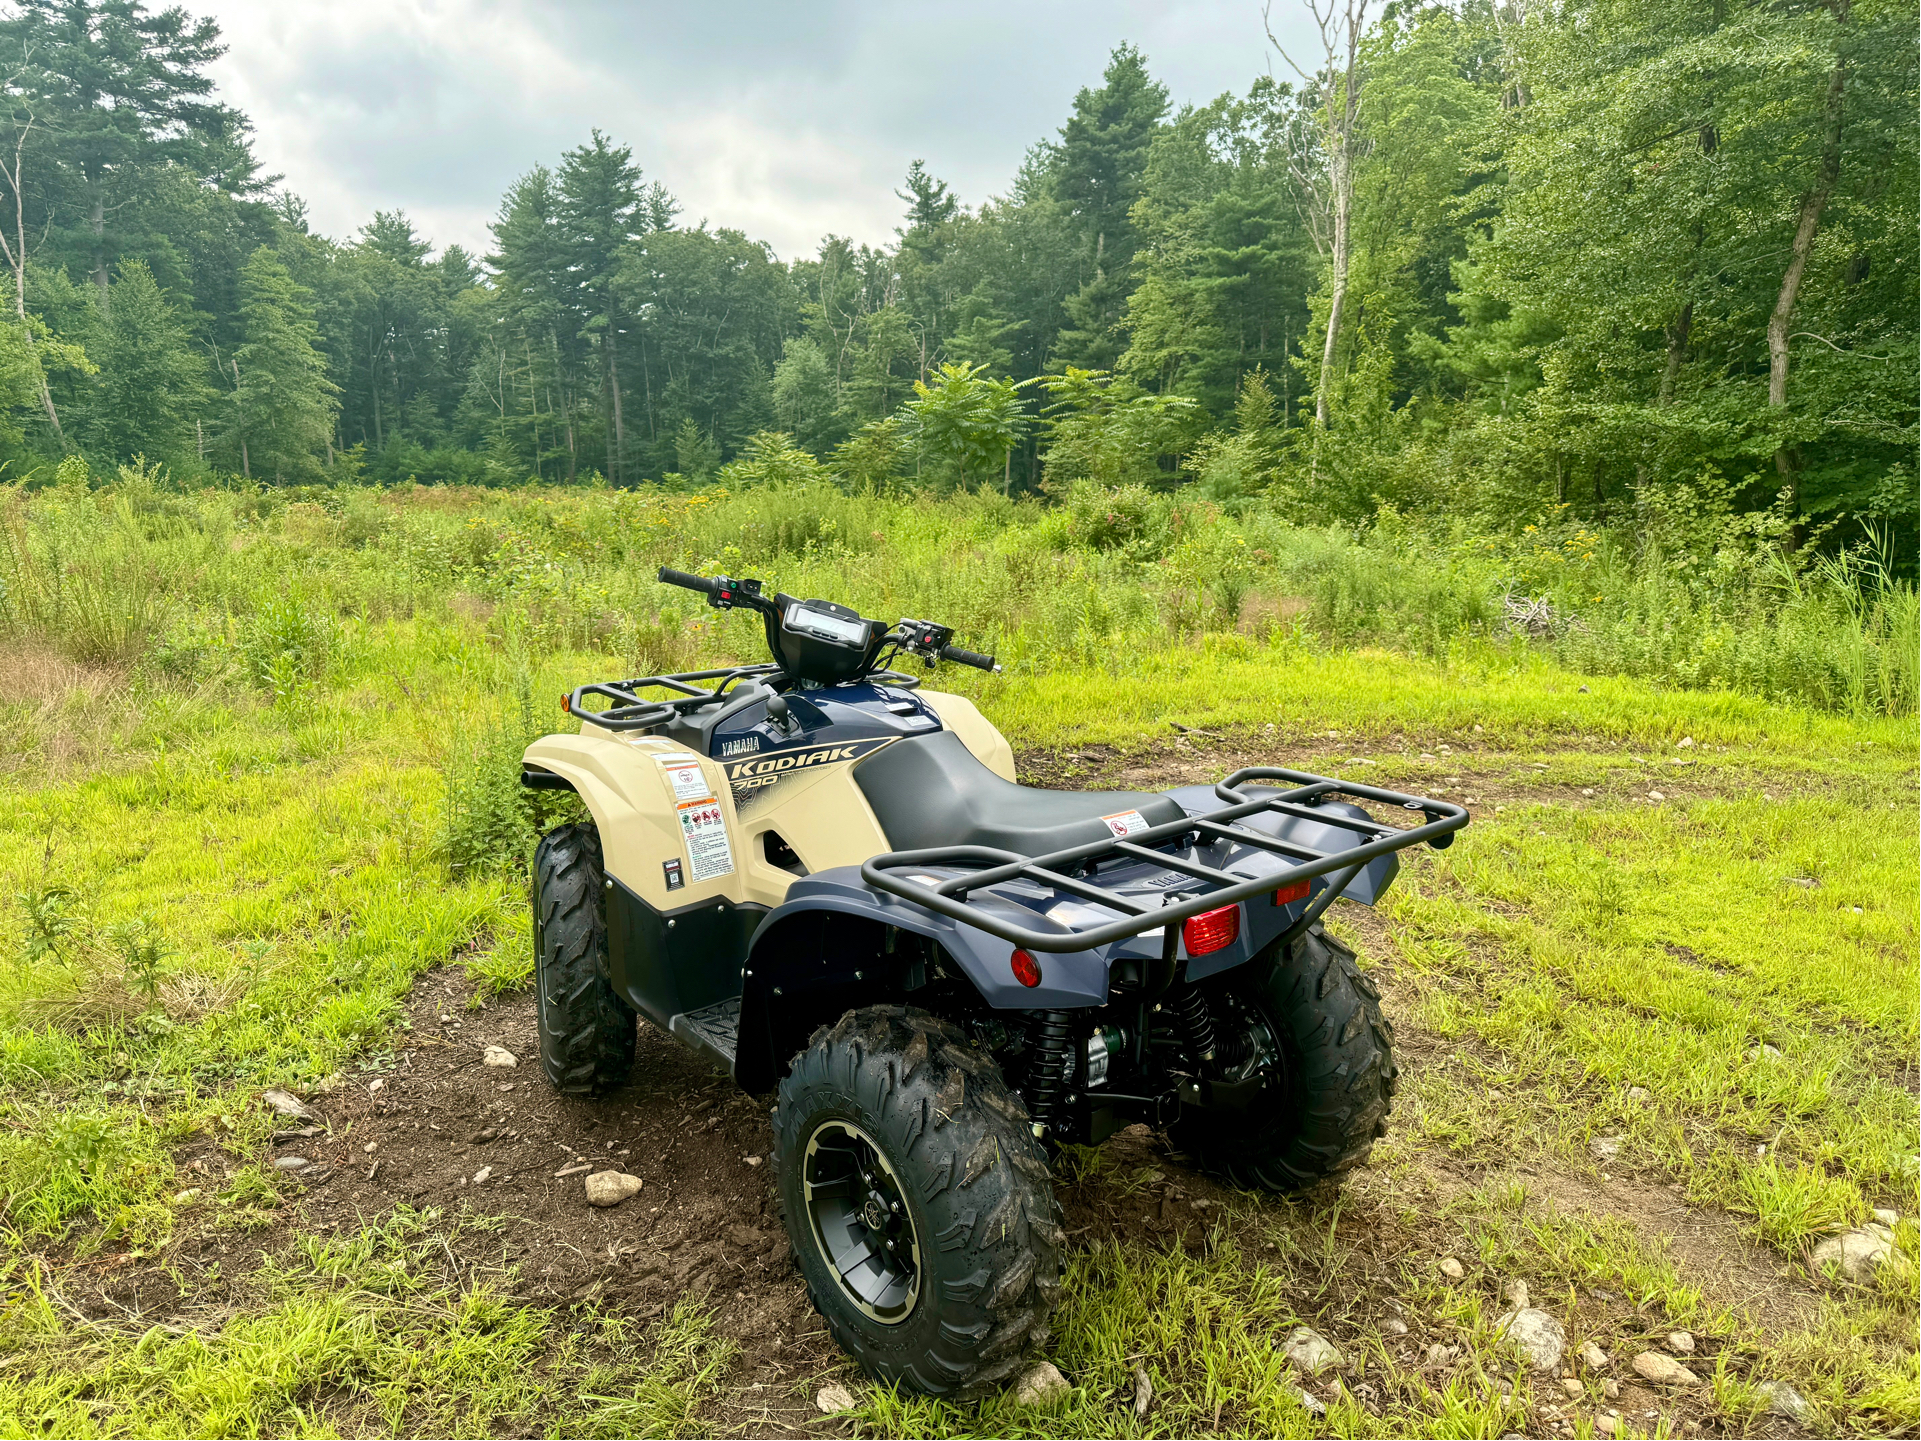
[724,736,896,813]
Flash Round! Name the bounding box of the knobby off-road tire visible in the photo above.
[532,823,636,1093]
[775,1006,1063,1397]
[1174,922,1398,1192]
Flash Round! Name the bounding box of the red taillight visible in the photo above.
[1182,905,1241,956]
[1274,880,1310,906]
[1010,948,1042,988]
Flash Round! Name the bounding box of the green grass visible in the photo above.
[0,477,1913,1437]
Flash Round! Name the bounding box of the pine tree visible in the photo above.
[224,246,335,482]
[82,258,210,464]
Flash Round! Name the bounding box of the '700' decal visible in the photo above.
[724,736,896,810]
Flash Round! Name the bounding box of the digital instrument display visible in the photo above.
[787,604,868,647]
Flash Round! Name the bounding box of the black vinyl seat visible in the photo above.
[854,731,1184,857]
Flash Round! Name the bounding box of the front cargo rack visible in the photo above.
[861,767,1468,954]
[563,661,931,734]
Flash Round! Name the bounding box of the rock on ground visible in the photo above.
[1580,1342,1610,1371]
[814,1382,856,1414]
[1589,1135,1624,1161]
[1632,1350,1700,1386]
[1495,1306,1567,1373]
[1281,1326,1345,1374]
[1625,1086,1652,1105]
[1380,1317,1409,1336]
[481,1044,518,1068]
[261,1088,313,1119]
[273,1155,310,1171]
[1666,1330,1695,1354]
[1438,1256,1465,1279]
[1758,1380,1814,1423]
[583,1170,643,1207]
[1871,1207,1899,1226]
[1012,1362,1069,1405]
[1286,1384,1326,1417]
[1811,1225,1894,1282]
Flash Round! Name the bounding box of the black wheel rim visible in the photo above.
[803,1119,921,1324]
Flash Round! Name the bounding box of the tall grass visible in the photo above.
[1,471,1912,719]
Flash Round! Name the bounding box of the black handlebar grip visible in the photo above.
[657,566,718,594]
[941,645,997,671]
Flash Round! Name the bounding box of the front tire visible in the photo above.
[775,1007,1063,1397]
[1173,923,1398,1192]
[532,823,635,1094]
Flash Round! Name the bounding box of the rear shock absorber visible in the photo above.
[1171,987,1220,1078]
[1024,1011,1075,1136]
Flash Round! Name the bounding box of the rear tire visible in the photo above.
[1173,923,1397,1193]
[775,1006,1063,1397]
[532,823,635,1094]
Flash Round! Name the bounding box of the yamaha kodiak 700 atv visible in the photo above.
[521,567,1466,1396]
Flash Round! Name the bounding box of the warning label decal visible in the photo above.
[1100,809,1151,838]
[676,797,735,882]
[656,754,713,804]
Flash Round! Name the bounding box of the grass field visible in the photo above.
[0,479,1915,1438]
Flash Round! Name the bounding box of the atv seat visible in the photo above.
[854,731,1184,858]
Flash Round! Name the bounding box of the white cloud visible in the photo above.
[195,0,1307,261]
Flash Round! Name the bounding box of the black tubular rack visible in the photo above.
[564,663,931,733]
[861,767,1469,953]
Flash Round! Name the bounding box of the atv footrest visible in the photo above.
[670,997,742,1071]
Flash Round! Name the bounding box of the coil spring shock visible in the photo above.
[1171,987,1220,1078]
[1024,1010,1075,1135]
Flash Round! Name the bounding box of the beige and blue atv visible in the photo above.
[521,567,1467,1395]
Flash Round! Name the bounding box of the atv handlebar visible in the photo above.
[940,645,998,672]
[657,566,719,595]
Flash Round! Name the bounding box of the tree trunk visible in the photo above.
[1659,301,1692,407]
[1315,148,1352,430]
[606,327,626,486]
[88,175,108,313]
[1767,38,1847,500]
[241,439,250,479]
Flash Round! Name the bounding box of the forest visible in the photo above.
[0,0,1911,558]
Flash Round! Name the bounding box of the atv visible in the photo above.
[521,567,1466,1396]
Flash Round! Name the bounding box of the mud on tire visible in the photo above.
[1174,922,1398,1193]
[532,823,635,1093]
[775,1006,1063,1397]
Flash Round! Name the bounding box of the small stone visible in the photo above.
[1666,1330,1695,1354]
[1438,1256,1465,1279]
[1495,1306,1567,1373]
[1380,1317,1408,1336]
[481,1045,518,1069]
[1504,1279,1530,1308]
[1872,1207,1899,1226]
[1625,1086,1652,1106]
[1647,790,1665,802]
[1784,875,1818,888]
[1590,1135,1624,1161]
[1580,1342,1610,1371]
[1581,788,1595,797]
[368,1077,386,1094]
[1559,1378,1583,1398]
[1595,1412,1620,1435]
[1747,1043,1783,1061]
[472,1166,492,1185]
[1281,1326,1345,1374]
[260,1088,313,1120]
[1677,736,1694,749]
[1757,1380,1814,1423]
[1425,1343,1460,1367]
[814,1382,856,1414]
[1603,1378,1621,1400]
[1811,1227,1893,1282]
[363,1141,378,1154]
[1012,1361,1069,1405]
[743,1155,763,1167]
[172,1187,202,1204]
[273,1155,310,1171]
[584,1170,644,1207]
[1631,1350,1700,1386]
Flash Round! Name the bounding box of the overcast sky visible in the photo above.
[192,0,1309,264]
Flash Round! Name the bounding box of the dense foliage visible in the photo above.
[0,0,1910,559]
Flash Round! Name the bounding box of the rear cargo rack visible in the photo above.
[565,661,927,733]
[861,767,1468,953]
